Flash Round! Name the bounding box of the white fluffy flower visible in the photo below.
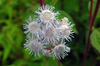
[23,17,40,34]
[24,39,44,57]
[36,5,59,24]
[58,25,70,38]
[28,22,40,33]
[52,44,70,59]
[43,25,57,43]
[40,10,54,23]
[23,5,74,59]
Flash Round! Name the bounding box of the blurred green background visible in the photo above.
[0,0,100,66]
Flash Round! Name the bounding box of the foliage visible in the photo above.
[0,0,100,66]
[90,28,100,53]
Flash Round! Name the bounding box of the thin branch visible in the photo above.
[58,60,61,66]
[89,0,93,25]
[28,9,35,14]
[38,0,45,6]
[82,0,100,66]
[45,56,47,66]
[91,54,100,66]
[91,0,100,27]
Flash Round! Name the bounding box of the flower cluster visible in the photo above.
[23,5,74,60]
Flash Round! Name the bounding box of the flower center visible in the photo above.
[28,22,39,33]
[40,10,54,22]
[45,26,56,38]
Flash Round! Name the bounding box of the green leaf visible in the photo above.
[24,4,39,20]
[5,4,12,21]
[3,45,11,63]
[50,0,58,6]
[1,24,24,63]
[90,28,100,53]
[45,0,52,4]
[97,56,100,60]
[23,49,42,61]
[63,0,79,13]
[0,51,3,60]
[55,0,61,10]
[41,57,63,66]
[11,58,43,66]
[13,59,28,66]
[3,24,24,47]
[0,32,12,63]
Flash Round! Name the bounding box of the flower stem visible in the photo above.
[82,0,100,66]
[58,60,61,66]
[89,0,93,25]
[38,1,47,66]
[90,54,100,66]
[28,9,35,14]
[45,56,47,66]
[91,0,100,27]
[39,0,45,6]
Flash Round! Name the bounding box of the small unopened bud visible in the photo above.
[61,17,69,25]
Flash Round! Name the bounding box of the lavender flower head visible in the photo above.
[23,5,74,60]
